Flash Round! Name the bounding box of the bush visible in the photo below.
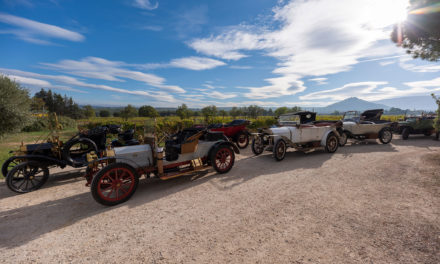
[22,116,77,132]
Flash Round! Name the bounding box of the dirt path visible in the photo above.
[0,137,439,263]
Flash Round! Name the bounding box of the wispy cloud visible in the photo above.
[0,68,178,102]
[300,78,440,102]
[229,65,253,70]
[188,0,408,99]
[203,91,237,100]
[309,77,328,85]
[0,13,85,44]
[41,57,185,93]
[5,73,86,93]
[132,0,158,10]
[141,56,226,71]
[399,56,440,73]
[140,25,162,31]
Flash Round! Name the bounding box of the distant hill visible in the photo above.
[313,97,390,113]
[373,96,437,111]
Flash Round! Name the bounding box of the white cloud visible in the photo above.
[0,68,177,102]
[140,25,162,31]
[300,78,440,102]
[0,13,84,44]
[379,60,396,66]
[309,77,328,85]
[229,65,253,70]
[399,56,440,73]
[203,91,237,99]
[5,73,86,93]
[188,0,409,99]
[133,0,158,10]
[41,57,185,93]
[169,57,226,70]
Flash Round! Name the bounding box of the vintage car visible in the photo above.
[394,115,436,140]
[85,128,238,206]
[3,125,139,194]
[251,111,342,161]
[196,119,251,149]
[340,109,394,145]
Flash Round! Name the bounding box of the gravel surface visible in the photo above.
[0,136,439,263]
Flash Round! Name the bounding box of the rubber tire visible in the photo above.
[401,127,410,140]
[91,163,139,206]
[251,136,265,155]
[273,139,287,161]
[6,161,49,193]
[235,131,249,149]
[2,157,22,177]
[379,128,393,144]
[339,131,348,147]
[325,133,339,153]
[211,145,235,174]
[424,130,432,136]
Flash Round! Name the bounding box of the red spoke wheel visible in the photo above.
[211,145,235,174]
[91,163,139,206]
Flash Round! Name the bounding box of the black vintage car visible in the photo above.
[2,125,139,193]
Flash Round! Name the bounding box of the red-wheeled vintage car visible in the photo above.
[206,119,251,149]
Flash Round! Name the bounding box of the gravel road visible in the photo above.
[0,136,439,263]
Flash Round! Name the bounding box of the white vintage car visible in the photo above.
[339,109,394,145]
[251,112,343,161]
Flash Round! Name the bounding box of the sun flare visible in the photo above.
[368,0,409,27]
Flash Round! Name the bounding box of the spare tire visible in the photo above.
[62,138,98,167]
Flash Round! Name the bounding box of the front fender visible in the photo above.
[321,130,337,147]
[3,155,68,168]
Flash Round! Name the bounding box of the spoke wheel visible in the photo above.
[339,132,348,147]
[273,139,286,161]
[91,163,139,206]
[236,132,249,149]
[251,136,265,155]
[2,158,22,177]
[6,162,49,193]
[379,128,393,144]
[325,133,339,153]
[211,146,235,174]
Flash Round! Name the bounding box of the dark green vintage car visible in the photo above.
[395,116,436,140]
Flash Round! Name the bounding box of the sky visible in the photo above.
[1,0,440,109]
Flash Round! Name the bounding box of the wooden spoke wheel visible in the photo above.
[211,146,235,174]
[91,163,139,206]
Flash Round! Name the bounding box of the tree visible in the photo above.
[30,97,46,112]
[391,0,440,61]
[138,105,159,118]
[274,107,289,117]
[99,110,111,117]
[0,75,32,136]
[176,104,192,119]
[229,107,240,118]
[113,111,121,117]
[201,105,217,121]
[219,110,228,119]
[291,106,301,113]
[83,105,95,118]
[247,105,264,119]
[120,104,138,120]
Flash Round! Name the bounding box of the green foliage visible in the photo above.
[0,75,32,136]
[99,110,111,117]
[229,107,242,118]
[120,104,138,120]
[274,107,289,117]
[83,105,95,118]
[138,105,159,117]
[34,89,84,119]
[113,111,121,117]
[247,105,265,119]
[201,105,218,121]
[391,0,440,61]
[22,116,77,132]
[176,104,192,119]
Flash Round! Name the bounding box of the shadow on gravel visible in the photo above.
[0,169,85,200]
[0,139,425,249]
[391,136,440,149]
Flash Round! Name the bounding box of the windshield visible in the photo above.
[343,111,360,122]
[279,114,300,125]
